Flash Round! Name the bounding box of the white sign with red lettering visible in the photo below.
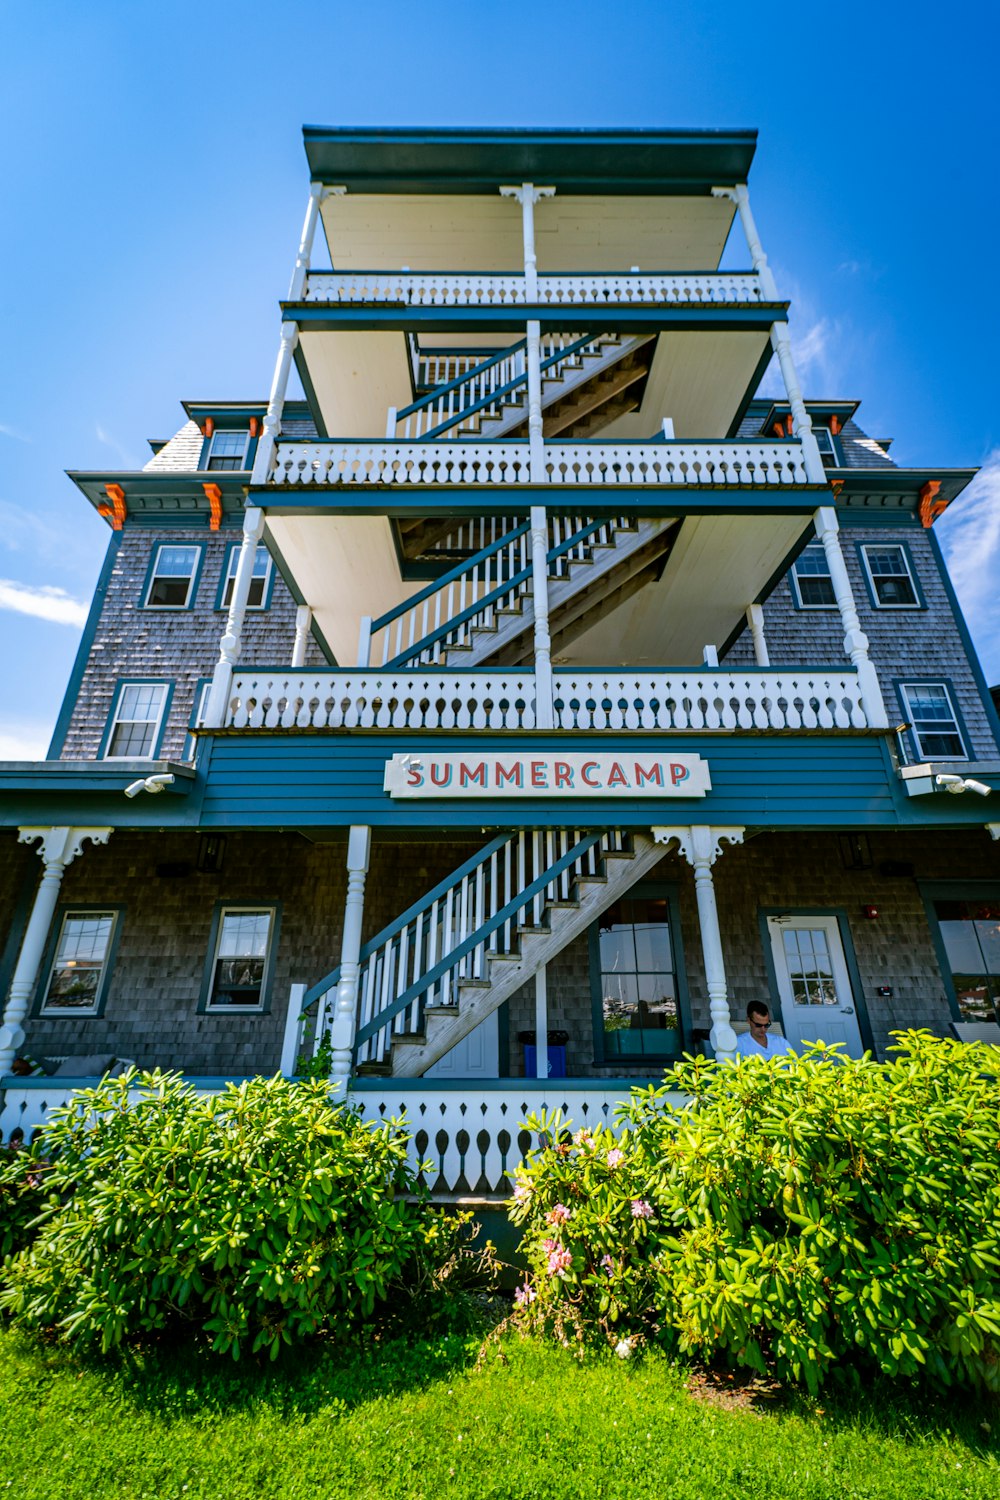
[383,751,710,798]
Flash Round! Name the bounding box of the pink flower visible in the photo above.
[546,1246,573,1276]
[631,1199,653,1220]
[573,1128,592,1147]
[513,1177,532,1202]
[601,1254,615,1273]
[547,1203,571,1226]
[541,1237,558,1255]
[607,1148,625,1169]
[514,1282,536,1306]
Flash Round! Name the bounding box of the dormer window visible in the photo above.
[206,430,250,471]
[813,426,839,467]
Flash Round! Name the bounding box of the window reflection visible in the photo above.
[934,900,1000,1023]
[598,897,678,1057]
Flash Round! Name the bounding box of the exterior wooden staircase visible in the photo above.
[295,828,664,1078]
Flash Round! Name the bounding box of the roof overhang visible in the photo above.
[68,471,251,526]
[0,761,200,829]
[302,126,757,195]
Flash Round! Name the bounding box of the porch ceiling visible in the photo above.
[555,512,813,666]
[319,193,735,275]
[296,326,769,440]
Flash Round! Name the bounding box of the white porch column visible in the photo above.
[329,826,372,1087]
[251,320,300,487]
[530,504,554,729]
[712,184,825,484]
[291,605,313,668]
[0,827,112,1074]
[287,182,339,302]
[746,603,770,666]
[814,506,889,727]
[500,184,554,481]
[987,824,1000,841]
[652,825,745,1065]
[204,505,266,728]
[534,966,549,1079]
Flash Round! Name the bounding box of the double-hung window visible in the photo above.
[41,910,119,1014]
[205,907,277,1011]
[900,682,967,760]
[861,544,919,607]
[206,430,250,471]
[220,545,272,610]
[813,426,840,466]
[790,542,836,608]
[591,891,686,1061]
[145,545,200,608]
[104,683,169,758]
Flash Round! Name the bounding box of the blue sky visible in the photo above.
[2,0,998,758]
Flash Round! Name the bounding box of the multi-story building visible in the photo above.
[2,126,998,1191]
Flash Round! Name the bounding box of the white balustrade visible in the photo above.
[224,667,868,733]
[544,442,809,487]
[349,1081,662,1194]
[303,270,764,308]
[553,669,868,731]
[270,439,808,488]
[226,669,536,731]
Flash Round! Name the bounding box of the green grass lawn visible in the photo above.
[0,1325,996,1500]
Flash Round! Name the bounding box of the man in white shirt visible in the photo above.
[735,1002,795,1059]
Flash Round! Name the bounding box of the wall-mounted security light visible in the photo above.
[935,774,992,797]
[124,773,176,799]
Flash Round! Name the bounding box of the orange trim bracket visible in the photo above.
[202,417,215,438]
[249,416,260,438]
[97,482,127,530]
[829,415,842,436]
[918,479,947,528]
[202,483,224,531]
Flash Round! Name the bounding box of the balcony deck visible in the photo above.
[301,268,769,309]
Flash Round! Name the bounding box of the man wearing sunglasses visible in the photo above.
[735,1001,795,1059]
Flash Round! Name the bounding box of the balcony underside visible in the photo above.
[264,508,812,668]
[295,323,774,441]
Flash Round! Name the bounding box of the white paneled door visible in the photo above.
[424,1010,500,1079]
[766,915,864,1059]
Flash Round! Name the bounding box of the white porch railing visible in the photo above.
[302,269,765,307]
[223,667,868,733]
[269,439,809,488]
[349,1080,665,1194]
[0,1076,682,1199]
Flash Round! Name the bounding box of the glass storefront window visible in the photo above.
[934,899,1000,1023]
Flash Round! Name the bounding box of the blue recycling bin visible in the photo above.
[520,1029,569,1078]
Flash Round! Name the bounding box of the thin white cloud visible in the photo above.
[937,450,1000,685]
[0,422,32,444]
[96,423,137,468]
[0,577,88,627]
[0,721,51,761]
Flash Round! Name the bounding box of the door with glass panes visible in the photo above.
[766,916,864,1058]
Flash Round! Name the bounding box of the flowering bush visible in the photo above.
[508,1032,1000,1392]
[0,1143,51,1262]
[0,1071,434,1358]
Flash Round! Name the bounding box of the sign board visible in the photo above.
[383,751,710,799]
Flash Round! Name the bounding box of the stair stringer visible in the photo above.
[439,517,675,669]
[390,832,665,1076]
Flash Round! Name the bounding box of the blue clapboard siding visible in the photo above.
[199,733,907,829]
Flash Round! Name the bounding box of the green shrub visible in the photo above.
[0,1144,52,1262]
[0,1071,431,1358]
[509,1032,1000,1392]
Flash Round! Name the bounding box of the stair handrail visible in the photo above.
[419,331,602,442]
[352,831,603,1055]
[374,514,624,670]
[396,339,527,423]
[368,521,530,645]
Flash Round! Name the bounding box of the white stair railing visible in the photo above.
[393,331,607,441]
[361,514,636,670]
[294,829,630,1071]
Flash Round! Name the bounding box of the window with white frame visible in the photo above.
[207,908,275,1009]
[900,683,967,760]
[861,544,919,607]
[221,545,272,609]
[790,542,836,608]
[104,683,169,758]
[813,426,838,466]
[145,545,200,608]
[42,910,118,1013]
[205,429,250,471]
